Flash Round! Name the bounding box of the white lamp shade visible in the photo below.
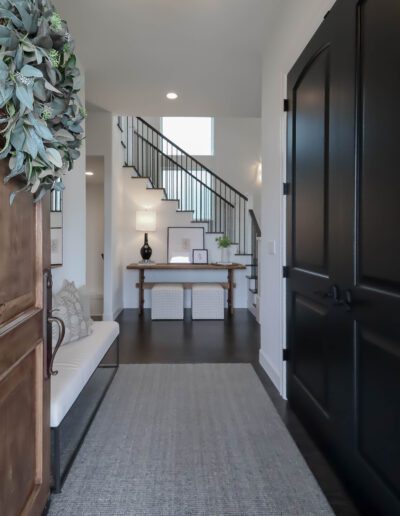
[136,210,156,232]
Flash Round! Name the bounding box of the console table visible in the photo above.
[126,263,246,316]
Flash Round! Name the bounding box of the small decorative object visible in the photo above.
[192,249,208,264]
[216,235,233,264]
[136,210,156,263]
[168,227,205,263]
[0,0,84,204]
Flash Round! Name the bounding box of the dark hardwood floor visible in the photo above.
[117,308,260,364]
[116,309,361,516]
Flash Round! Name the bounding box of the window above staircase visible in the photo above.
[161,117,214,156]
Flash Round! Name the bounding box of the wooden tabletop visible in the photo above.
[127,262,246,270]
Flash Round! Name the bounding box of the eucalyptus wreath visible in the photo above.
[0,0,84,204]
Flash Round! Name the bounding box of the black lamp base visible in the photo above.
[140,232,153,263]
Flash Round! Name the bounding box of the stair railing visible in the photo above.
[119,116,248,254]
[249,209,261,293]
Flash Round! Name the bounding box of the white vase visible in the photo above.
[220,247,231,263]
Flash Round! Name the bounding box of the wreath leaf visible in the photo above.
[0,0,84,201]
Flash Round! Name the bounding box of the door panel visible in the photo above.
[0,159,50,516]
[352,0,400,510]
[0,179,37,325]
[358,0,400,288]
[292,295,329,412]
[357,326,400,497]
[287,3,345,449]
[294,48,330,272]
[287,0,400,514]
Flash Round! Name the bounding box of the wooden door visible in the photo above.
[348,0,400,512]
[0,160,51,516]
[287,0,400,513]
[287,0,357,453]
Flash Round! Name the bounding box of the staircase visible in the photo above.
[118,116,261,312]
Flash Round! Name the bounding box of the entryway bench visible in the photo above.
[50,321,120,493]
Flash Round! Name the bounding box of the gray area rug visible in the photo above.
[49,364,333,516]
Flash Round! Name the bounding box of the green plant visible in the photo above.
[215,235,232,249]
[0,0,84,204]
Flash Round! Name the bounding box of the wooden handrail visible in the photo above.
[249,209,261,237]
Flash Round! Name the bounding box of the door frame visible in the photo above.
[280,72,289,400]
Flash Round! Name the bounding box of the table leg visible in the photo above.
[227,269,234,315]
[139,269,145,316]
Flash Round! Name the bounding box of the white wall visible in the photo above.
[143,117,262,224]
[259,0,335,394]
[52,72,86,292]
[86,110,125,320]
[109,119,125,319]
[86,110,110,157]
[86,157,104,316]
[201,118,262,223]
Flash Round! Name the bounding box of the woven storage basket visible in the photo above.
[151,284,184,320]
[192,284,224,320]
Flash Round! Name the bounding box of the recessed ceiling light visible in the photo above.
[166,92,178,100]
[85,171,94,176]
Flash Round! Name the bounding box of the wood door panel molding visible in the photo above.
[0,160,40,328]
[356,327,400,498]
[0,295,37,328]
[357,0,400,288]
[0,351,37,516]
[0,159,51,516]
[292,46,330,274]
[292,295,329,412]
[0,312,42,381]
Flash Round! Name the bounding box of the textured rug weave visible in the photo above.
[49,364,333,516]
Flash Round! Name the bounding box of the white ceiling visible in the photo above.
[53,0,276,117]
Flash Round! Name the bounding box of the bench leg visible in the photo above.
[52,427,62,494]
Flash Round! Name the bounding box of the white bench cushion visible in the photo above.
[50,321,119,428]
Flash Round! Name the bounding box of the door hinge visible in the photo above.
[283,266,290,278]
[283,182,290,195]
[283,349,290,362]
[283,99,289,112]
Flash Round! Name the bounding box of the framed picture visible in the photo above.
[167,227,205,263]
[192,249,208,264]
[51,228,63,267]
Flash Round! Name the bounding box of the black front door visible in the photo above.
[286,0,400,514]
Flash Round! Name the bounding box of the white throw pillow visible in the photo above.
[52,281,93,347]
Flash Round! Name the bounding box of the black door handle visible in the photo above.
[343,289,353,311]
[314,284,341,304]
[48,314,65,376]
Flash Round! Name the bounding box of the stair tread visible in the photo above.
[246,275,258,280]
[249,288,258,294]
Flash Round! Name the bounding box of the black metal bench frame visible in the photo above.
[51,336,119,493]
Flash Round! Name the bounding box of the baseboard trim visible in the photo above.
[259,348,281,393]
[113,306,123,320]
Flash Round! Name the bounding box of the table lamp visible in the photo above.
[136,210,156,263]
